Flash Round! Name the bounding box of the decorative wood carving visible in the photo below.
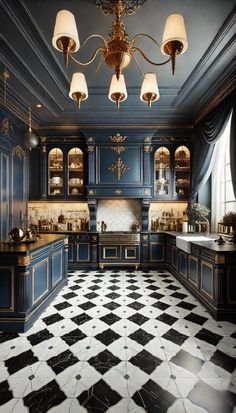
[110,133,127,143]
[12,145,26,160]
[108,157,129,180]
[0,117,11,136]
[110,146,127,155]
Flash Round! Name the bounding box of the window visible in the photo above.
[211,114,235,231]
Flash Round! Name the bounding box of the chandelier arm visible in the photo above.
[131,33,161,48]
[69,47,104,66]
[131,52,145,77]
[95,53,104,73]
[80,34,108,48]
[133,47,171,66]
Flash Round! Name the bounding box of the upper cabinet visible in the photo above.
[174,145,190,199]
[154,147,171,198]
[29,141,86,200]
[153,144,191,201]
[67,147,84,197]
[48,148,64,196]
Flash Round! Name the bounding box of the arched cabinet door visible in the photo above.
[48,148,64,196]
[174,145,190,199]
[67,148,83,196]
[154,147,171,199]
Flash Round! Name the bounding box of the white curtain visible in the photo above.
[211,116,232,232]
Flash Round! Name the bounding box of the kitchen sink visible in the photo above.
[176,235,214,253]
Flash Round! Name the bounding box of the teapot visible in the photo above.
[9,227,25,242]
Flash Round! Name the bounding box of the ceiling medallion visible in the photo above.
[108,157,129,180]
[52,0,188,108]
[94,0,148,16]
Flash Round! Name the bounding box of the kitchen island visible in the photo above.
[0,234,68,332]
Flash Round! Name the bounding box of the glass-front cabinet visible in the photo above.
[48,148,64,196]
[47,146,85,199]
[153,144,191,200]
[68,148,83,196]
[154,147,171,198]
[174,145,190,199]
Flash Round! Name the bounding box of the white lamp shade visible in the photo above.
[161,14,188,55]
[108,74,128,102]
[69,72,88,101]
[52,10,80,52]
[140,73,160,103]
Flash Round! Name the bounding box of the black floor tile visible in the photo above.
[195,328,223,346]
[105,292,121,300]
[27,329,54,346]
[23,379,66,413]
[146,285,160,291]
[127,292,142,300]
[170,349,204,374]
[129,350,163,374]
[176,301,196,311]
[152,302,170,311]
[88,349,121,374]
[83,292,99,300]
[156,313,178,326]
[128,329,155,346]
[88,285,101,291]
[62,292,78,300]
[128,313,149,326]
[103,302,121,311]
[71,313,92,326]
[79,301,96,311]
[184,312,208,325]
[210,349,236,373]
[0,380,13,406]
[69,285,81,291]
[0,332,19,344]
[132,379,176,413]
[128,302,145,311]
[100,313,121,326]
[42,313,64,326]
[170,292,188,300]
[5,349,38,375]
[54,301,72,311]
[61,328,87,346]
[95,329,121,346]
[166,285,180,291]
[78,379,122,412]
[47,349,78,374]
[148,292,165,300]
[162,328,188,346]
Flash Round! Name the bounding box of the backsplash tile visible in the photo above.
[97,199,141,231]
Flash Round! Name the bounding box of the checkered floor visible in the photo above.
[1,269,236,413]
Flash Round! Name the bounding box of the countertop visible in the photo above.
[37,230,236,253]
[0,234,68,255]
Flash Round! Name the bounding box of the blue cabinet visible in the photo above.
[84,130,154,198]
[0,235,68,332]
[149,234,165,263]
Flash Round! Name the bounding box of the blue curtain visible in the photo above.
[190,90,235,201]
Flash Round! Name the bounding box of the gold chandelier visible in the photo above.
[52,0,188,108]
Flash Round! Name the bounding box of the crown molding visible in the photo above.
[173,8,236,109]
[0,0,69,97]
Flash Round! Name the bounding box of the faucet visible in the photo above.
[199,215,210,236]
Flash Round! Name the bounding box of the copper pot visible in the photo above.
[9,227,25,242]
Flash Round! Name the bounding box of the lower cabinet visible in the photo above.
[188,255,198,287]
[0,236,68,332]
[178,250,188,278]
[149,234,165,263]
[68,233,91,267]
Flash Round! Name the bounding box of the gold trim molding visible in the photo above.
[12,145,26,160]
[18,255,31,266]
[110,146,127,155]
[108,157,129,180]
[110,133,127,143]
[1,117,11,136]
